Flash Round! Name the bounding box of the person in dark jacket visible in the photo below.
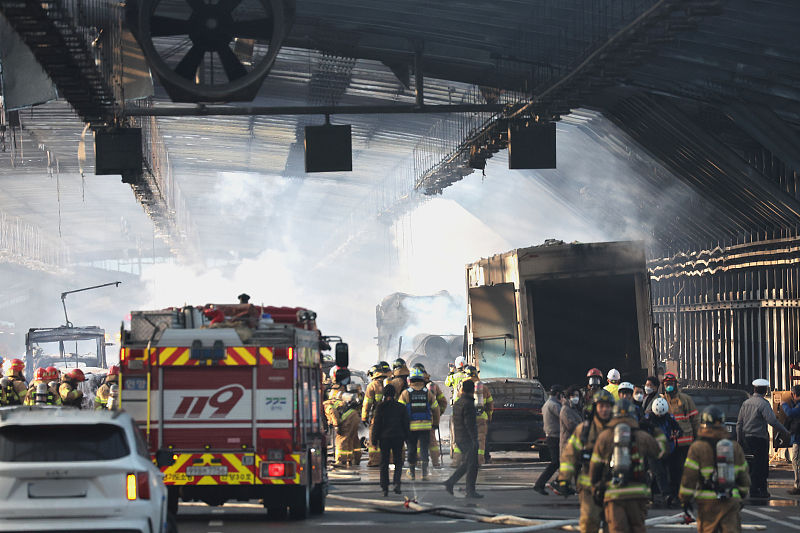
[444,379,483,498]
[371,383,410,496]
[782,385,800,495]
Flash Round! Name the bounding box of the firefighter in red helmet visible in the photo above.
[25,367,61,406]
[60,368,86,408]
[95,365,120,409]
[1,359,28,406]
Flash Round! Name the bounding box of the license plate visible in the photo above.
[28,480,87,498]
[123,377,147,390]
[186,466,228,476]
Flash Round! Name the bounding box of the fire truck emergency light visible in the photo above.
[304,123,352,173]
[508,121,556,169]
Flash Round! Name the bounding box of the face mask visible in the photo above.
[665,384,676,393]
[633,392,644,402]
[570,396,580,406]
[644,385,655,395]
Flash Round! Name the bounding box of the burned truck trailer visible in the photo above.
[466,240,654,387]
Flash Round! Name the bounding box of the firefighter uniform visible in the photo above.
[59,368,86,408]
[428,378,447,467]
[679,417,750,533]
[1,360,28,406]
[362,365,390,467]
[95,365,120,410]
[589,408,660,533]
[559,415,609,533]
[662,373,699,499]
[24,380,61,406]
[398,369,440,479]
[324,386,361,467]
[474,379,493,465]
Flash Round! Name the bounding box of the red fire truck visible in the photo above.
[119,304,329,519]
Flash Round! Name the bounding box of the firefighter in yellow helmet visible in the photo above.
[589,398,660,533]
[1,359,28,406]
[323,367,361,467]
[398,366,440,479]
[363,361,391,466]
[94,365,120,409]
[412,362,447,467]
[24,367,62,406]
[59,368,86,408]
[679,406,750,533]
[553,389,615,533]
[454,366,492,466]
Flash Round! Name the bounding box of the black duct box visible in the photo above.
[304,124,352,173]
[508,122,556,169]
[95,128,143,176]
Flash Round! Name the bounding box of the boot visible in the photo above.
[422,463,429,480]
[408,464,416,480]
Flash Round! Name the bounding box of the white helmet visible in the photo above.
[455,356,466,369]
[607,369,621,381]
[652,397,670,416]
[618,381,634,392]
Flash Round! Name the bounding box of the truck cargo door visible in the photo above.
[161,365,254,450]
[469,283,518,378]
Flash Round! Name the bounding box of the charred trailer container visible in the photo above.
[466,240,655,388]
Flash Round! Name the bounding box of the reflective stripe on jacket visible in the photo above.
[679,426,750,502]
[663,391,698,446]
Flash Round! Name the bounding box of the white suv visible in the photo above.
[0,406,174,533]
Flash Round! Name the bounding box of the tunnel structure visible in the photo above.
[0,0,799,392]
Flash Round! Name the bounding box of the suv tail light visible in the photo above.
[126,472,150,500]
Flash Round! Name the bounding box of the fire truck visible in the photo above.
[119,304,330,519]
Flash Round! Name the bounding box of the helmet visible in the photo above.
[107,365,120,380]
[5,358,24,376]
[651,397,670,417]
[67,368,86,382]
[618,382,634,393]
[587,368,603,378]
[612,398,635,419]
[367,365,377,378]
[334,367,351,385]
[411,362,426,372]
[45,366,59,381]
[593,389,616,406]
[464,365,478,378]
[549,384,563,395]
[607,369,620,381]
[409,367,425,382]
[375,361,391,377]
[392,358,406,370]
[663,371,678,383]
[454,356,466,369]
[34,368,46,381]
[700,405,725,426]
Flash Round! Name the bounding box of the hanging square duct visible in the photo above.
[508,122,556,169]
[304,124,352,173]
[95,128,143,180]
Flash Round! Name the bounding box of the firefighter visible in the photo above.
[553,389,615,533]
[605,369,621,401]
[680,406,750,533]
[59,368,86,408]
[386,358,410,394]
[662,371,699,502]
[24,367,61,406]
[461,366,493,465]
[323,367,360,467]
[589,399,660,533]
[398,366,440,480]
[94,365,120,409]
[445,356,467,398]
[1,358,28,406]
[412,362,447,467]
[362,361,391,467]
[583,368,603,408]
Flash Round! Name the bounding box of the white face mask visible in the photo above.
[570,396,580,406]
[644,385,655,395]
[633,392,644,402]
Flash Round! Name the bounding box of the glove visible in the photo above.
[592,484,605,506]
[552,479,575,497]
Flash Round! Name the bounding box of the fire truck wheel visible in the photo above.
[289,483,311,520]
[310,482,325,515]
[267,504,287,520]
[167,487,179,516]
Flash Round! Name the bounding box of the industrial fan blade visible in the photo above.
[184,0,206,11]
[150,16,191,36]
[217,45,248,81]
[175,45,205,80]
[218,0,245,13]
[231,18,273,40]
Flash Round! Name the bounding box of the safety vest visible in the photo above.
[407,387,433,431]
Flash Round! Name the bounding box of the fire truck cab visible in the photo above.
[119,304,327,519]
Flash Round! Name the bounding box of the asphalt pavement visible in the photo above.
[176,451,800,533]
